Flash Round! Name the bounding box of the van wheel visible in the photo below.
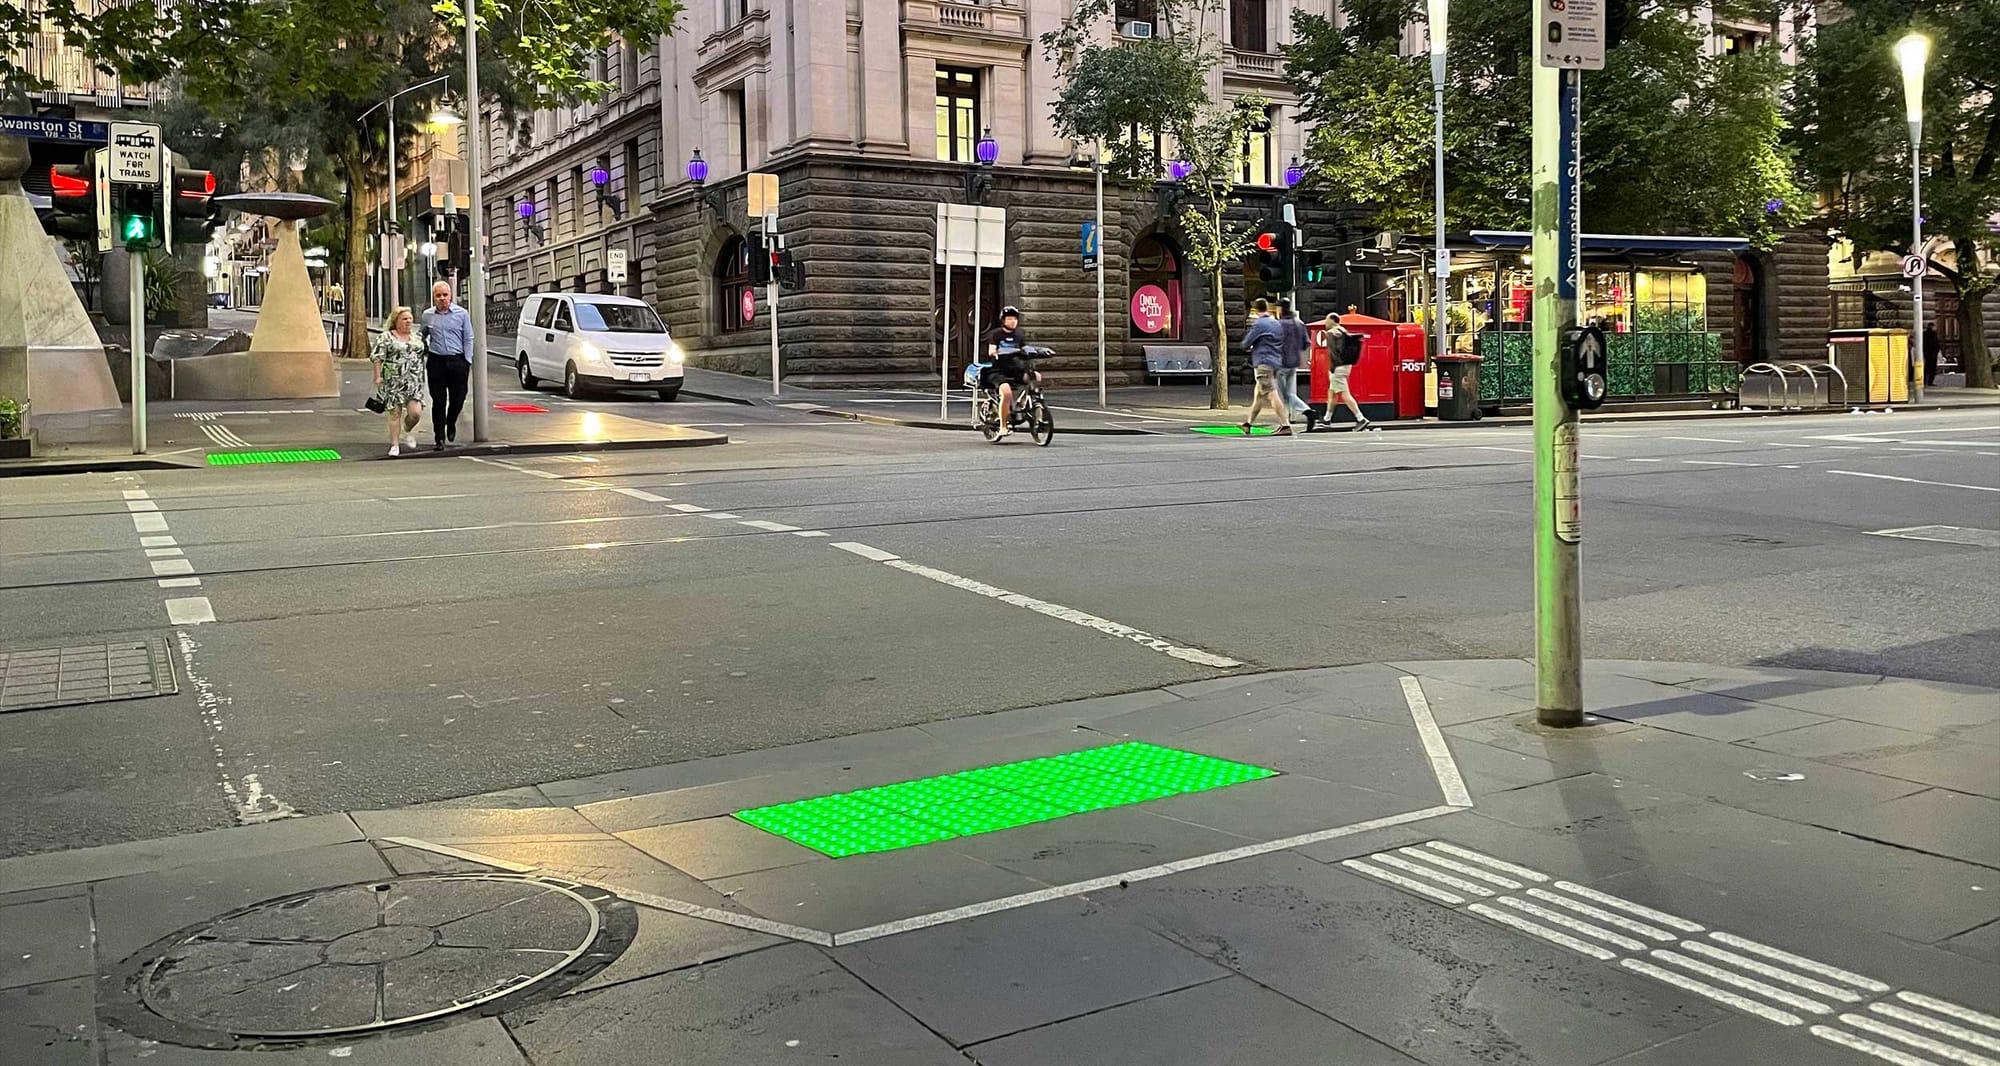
[656,387,679,402]
[517,356,538,389]
[564,363,584,399]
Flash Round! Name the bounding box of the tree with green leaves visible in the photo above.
[1791,0,1996,388]
[1286,0,1805,246]
[3,0,254,98]
[1044,0,1264,408]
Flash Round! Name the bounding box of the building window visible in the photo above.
[1129,234,1183,340]
[619,43,639,93]
[1720,28,1766,54]
[723,86,749,172]
[717,236,753,333]
[1105,123,1163,175]
[722,0,751,25]
[623,140,641,215]
[1115,0,1158,26]
[935,67,982,162]
[1231,0,1268,53]
[1238,111,1272,186]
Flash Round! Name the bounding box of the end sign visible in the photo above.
[1539,0,1605,70]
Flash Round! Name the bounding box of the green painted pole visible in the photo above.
[1531,44,1583,726]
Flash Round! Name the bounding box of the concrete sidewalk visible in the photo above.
[5,659,1993,1064]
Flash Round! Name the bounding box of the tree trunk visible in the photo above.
[1210,263,1229,409]
[1954,239,1995,390]
[342,151,369,360]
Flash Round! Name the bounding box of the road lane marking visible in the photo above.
[140,535,176,546]
[1830,471,2000,493]
[145,547,185,558]
[1767,442,1815,448]
[1627,457,1664,463]
[126,500,159,512]
[122,489,150,499]
[132,513,169,532]
[668,503,709,512]
[831,542,900,562]
[386,494,473,500]
[165,597,216,625]
[379,836,540,873]
[614,887,835,947]
[705,512,742,520]
[1684,459,1759,466]
[1866,526,2000,548]
[791,530,830,538]
[740,520,800,532]
[1400,676,1472,807]
[158,577,202,588]
[1665,436,1745,444]
[151,559,195,576]
[610,488,671,502]
[881,558,1243,668]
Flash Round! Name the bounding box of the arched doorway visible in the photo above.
[1129,234,1183,339]
[715,236,754,335]
[1732,254,1765,364]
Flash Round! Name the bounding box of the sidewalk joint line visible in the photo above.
[378,836,540,874]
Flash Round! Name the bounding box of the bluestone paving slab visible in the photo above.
[1092,853,1725,1066]
[1595,1015,1882,1066]
[0,882,85,907]
[706,847,1043,933]
[965,974,1421,1066]
[1684,676,1998,732]
[0,977,93,1065]
[1506,672,1830,743]
[1942,917,2000,964]
[505,943,964,1065]
[1161,664,1414,722]
[565,907,780,996]
[1838,742,2000,799]
[1459,773,1706,831]
[454,836,745,908]
[1294,808,1658,882]
[910,688,1185,744]
[537,724,947,805]
[375,841,493,875]
[1140,772,1420,840]
[1436,734,1569,793]
[1389,658,1535,691]
[617,816,822,881]
[0,813,361,894]
[1594,660,1776,687]
[941,805,1253,886]
[832,898,1228,1046]
[98,1016,529,1065]
[1737,717,1942,759]
[1807,786,2000,869]
[1165,707,1441,803]
[89,841,390,961]
[411,785,555,810]
[1397,674,1537,727]
[347,805,601,841]
[0,894,93,989]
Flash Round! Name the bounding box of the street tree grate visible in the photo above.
[734,742,1279,857]
[0,637,177,713]
[206,448,342,466]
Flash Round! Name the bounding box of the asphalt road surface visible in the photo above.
[3,400,1995,856]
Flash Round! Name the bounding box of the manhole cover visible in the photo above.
[0,638,176,713]
[106,874,634,1048]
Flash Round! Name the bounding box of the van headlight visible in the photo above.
[666,343,684,366]
[577,340,605,364]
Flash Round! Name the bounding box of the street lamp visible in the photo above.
[1282,156,1304,190]
[686,150,727,217]
[1897,31,1929,401]
[1428,0,1449,369]
[588,164,623,219]
[516,198,546,243]
[357,74,453,314]
[966,127,998,203]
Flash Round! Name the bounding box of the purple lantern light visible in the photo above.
[686,149,710,185]
[516,200,535,220]
[589,167,610,187]
[1283,157,1304,189]
[974,128,999,165]
[1168,158,1193,182]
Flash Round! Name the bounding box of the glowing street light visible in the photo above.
[1897,31,1929,401]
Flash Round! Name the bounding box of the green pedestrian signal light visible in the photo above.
[1299,248,1326,284]
[121,212,154,245]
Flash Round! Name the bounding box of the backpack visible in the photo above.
[1336,333,1364,366]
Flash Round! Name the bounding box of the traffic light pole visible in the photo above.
[1531,55,1583,726]
[465,12,491,443]
[766,214,780,396]
[387,95,400,316]
[130,253,147,453]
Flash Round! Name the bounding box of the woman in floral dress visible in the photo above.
[371,306,427,456]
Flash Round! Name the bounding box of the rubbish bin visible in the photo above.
[1435,353,1483,421]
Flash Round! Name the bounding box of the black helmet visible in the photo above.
[1001,305,1021,319]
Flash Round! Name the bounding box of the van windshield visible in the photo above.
[575,302,666,333]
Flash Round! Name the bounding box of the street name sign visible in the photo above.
[1539,0,1605,70]
[109,122,163,184]
[0,114,109,142]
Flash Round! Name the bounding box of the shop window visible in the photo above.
[716,237,753,333]
[1634,269,1706,332]
[1129,234,1183,339]
[936,67,982,163]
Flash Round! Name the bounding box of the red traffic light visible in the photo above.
[1256,232,1277,253]
[50,165,90,199]
[175,168,216,200]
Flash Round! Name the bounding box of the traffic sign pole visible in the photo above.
[130,215,147,455]
[765,213,780,396]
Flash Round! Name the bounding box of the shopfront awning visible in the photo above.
[1467,230,1751,255]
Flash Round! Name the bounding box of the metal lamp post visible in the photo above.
[1897,32,1929,402]
[357,75,455,316]
[1428,0,1449,368]
[1281,157,1305,318]
[464,10,490,442]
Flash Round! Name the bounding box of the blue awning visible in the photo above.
[1468,230,1751,254]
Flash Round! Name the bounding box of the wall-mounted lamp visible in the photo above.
[1282,156,1304,190]
[966,128,998,203]
[686,149,728,217]
[1159,158,1193,216]
[589,165,625,219]
[517,199,546,243]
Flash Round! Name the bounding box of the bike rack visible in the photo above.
[1785,361,1848,409]
[1741,362,1796,410]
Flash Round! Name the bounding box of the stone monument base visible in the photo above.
[169,348,339,400]
[12,344,121,416]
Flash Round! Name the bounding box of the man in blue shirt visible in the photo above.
[1239,299,1292,436]
[1276,299,1313,429]
[419,281,474,449]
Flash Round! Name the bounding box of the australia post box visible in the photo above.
[1308,313,1428,423]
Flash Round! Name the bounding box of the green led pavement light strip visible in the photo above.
[206,449,342,466]
[1191,425,1278,436]
[733,742,1278,858]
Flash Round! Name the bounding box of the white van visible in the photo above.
[514,293,684,401]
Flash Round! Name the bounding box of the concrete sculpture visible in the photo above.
[176,192,340,399]
[0,135,121,419]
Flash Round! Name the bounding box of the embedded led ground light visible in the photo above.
[493,403,548,413]
[1192,425,1277,436]
[733,742,1278,858]
[206,449,342,466]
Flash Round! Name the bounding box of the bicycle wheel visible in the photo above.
[1030,402,1055,447]
[975,398,1001,441]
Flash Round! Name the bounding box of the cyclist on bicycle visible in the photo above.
[982,305,1039,439]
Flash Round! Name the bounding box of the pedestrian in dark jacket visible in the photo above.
[1239,299,1292,436]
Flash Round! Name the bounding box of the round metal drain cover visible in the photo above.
[107,874,634,1048]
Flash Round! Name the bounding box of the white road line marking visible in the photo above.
[1421,842,1550,883]
[1468,902,1617,960]
[615,887,835,947]
[1780,464,1802,469]
[132,513,169,533]
[1400,677,1473,807]
[705,512,743,520]
[1684,459,1759,467]
[157,577,202,588]
[1342,858,1467,905]
[1666,436,1746,444]
[740,519,800,532]
[669,503,709,513]
[1866,525,2000,548]
[1553,881,1706,932]
[1396,846,1522,890]
[1897,993,2000,1034]
[831,804,1463,945]
[150,559,195,576]
[1580,454,1621,460]
[791,530,830,538]
[378,836,540,873]
[1767,442,1815,448]
[175,628,291,825]
[1813,1025,1957,1066]
[1371,853,1495,897]
[1475,445,1536,454]
[1524,887,1676,942]
[1870,1004,2000,1053]
[611,488,671,502]
[386,494,473,500]
[165,597,216,625]
[126,500,159,512]
[881,558,1243,669]
[1627,457,1664,462]
[1709,931,1890,992]
[1681,940,1864,1001]
[1627,958,1803,1026]
[1823,445,1863,449]
[831,542,901,562]
[145,547,185,558]
[1651,949,1832,1015]
[1496,896,1647,952]
[122,489,150,499]
[140,535,176,546]
[1838,1013,2000,1066]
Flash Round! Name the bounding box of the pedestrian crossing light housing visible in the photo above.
[1561,323,1609,409]
[1299,248,1326,285]
[115,185,162,250]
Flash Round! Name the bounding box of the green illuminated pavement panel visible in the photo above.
[206,448,342,466]
[733,742,1279,857]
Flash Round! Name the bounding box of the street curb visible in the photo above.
[677,388,758,406]
[1112,398,2000,434]
[802,406,1150,436]
[0,456,205,478]
[364,435,730,461]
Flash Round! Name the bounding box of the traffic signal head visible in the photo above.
[1256,231,1277,254]
[171,167,218,249]
[1560,323,1609,409]
[1299,249,1326,284]
[1256,228,1294,292]
[114,185,162,250]
[44,162,97,239]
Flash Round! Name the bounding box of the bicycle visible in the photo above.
[965,346,1055,446]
